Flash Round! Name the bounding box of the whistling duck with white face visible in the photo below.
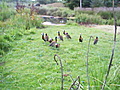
[55,43,60,48]
[65,33,71,39]
[79,34,83,42]
[94,37,98,45]
[44,33,49,41]
[41,33,45,41]
[63,30,66,35]
[48,38,53,43]
[41,33,49,42]
[49,37,60,48]
[58,31,63,41]
[49,37,57,47]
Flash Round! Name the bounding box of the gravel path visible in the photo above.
[92,25,120,34]
[42,22,120,34]
[42,22,66,26]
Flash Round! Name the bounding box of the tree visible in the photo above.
[64,0,80,10]
[64,0,119,9]
[82,0,91,7]
[90,0,104,7]
[37,0,58,4]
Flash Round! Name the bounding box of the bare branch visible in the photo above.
[101,0,117,89]
[69,76,84,90]
[54,54,64,90]
[69,76,80,90]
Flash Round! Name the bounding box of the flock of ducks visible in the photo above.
[41,30,98,48]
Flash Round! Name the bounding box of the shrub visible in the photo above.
[0,7,44,55]
[66,20,78,26]
[0,36,12,55]
[97,11,113,19]
[0,2,16,21]
[38,8,47,15]
[115,11,120,20]
[75,10,95,15]
[37,7,75,17]
[75,13,106,25]
[117,20,120,26]
[106,19,114,25]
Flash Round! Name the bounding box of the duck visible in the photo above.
[44,33,49,41]
[94,37,98,45]
[58,31,63,41]
[55,43,60,48]
[49,37,57,47]
[41,33,45,41]
[65,33,71,39]
[48,38,53,43]
[41,33,49,42]
[79,34,83,42]
[63,30,66,35]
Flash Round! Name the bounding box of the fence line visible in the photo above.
[74,7,120,12]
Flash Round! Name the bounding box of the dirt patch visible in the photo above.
[91,25,120,34]
[45,3,64,7]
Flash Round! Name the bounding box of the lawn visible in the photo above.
[0,25,120,90]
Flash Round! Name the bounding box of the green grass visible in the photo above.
[0,25,120,90]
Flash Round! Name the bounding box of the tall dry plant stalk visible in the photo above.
[86,36,93,90]
[101,0,117,90]
[54,54,64,90]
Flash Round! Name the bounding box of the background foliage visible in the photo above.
[63,0,120,9]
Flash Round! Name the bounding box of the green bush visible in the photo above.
[0,7,44,55]
[38,7,75,17]
[38,8,48,15]
[66,20,78,26]
[106,19,114,25]
[0,36,12,55]
[97,11,113,19]
[75,10,95,15]
[0,2,16,21]
[75,13,107,25]
[115,11,120,20]
[117,20,120,26]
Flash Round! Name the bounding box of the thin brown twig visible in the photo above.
[69,76,80,90]
[76,76,81,90]
[101,0,117,90]
[54,54,64,90]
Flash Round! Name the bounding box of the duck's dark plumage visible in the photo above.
[94,37,98,45]
[66,33,71,39]
[41,33,49,42]
[41,33,45,41]
[79,34,83,42]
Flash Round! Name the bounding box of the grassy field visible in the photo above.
[0,25,120,90]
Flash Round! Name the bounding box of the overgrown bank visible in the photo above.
[37,6,120,25]
[0,2,44,55]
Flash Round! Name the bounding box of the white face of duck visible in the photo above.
[41,33,44,35]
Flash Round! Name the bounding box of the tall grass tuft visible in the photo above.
[0,2,16,21]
